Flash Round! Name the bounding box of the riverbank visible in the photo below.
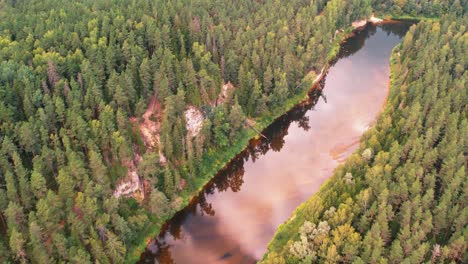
[126,20,390,263]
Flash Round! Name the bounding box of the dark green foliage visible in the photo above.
[371,0,466,17]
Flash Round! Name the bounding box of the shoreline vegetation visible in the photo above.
[127,18,401,262]
[261,14,466,263]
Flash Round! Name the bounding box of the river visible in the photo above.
[140,22,413,264]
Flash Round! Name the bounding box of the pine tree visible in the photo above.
[105,231,126,263]
[184,59,201,106]
[228,96,246,140]
[247,80,261,116]
[271,71,289,108]
[28,219,51,263]
[5,170,19,204]
[149,189,169,215]
[186,133,196,176]
[163,166,175,198]
[139,58,153,98]
[30,170,47,200]
[263,65,274,95]
[389,239,404,264]
[212,107,230,148]
[9,228,27,263]
[12,152,32,209]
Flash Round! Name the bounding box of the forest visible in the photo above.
[0,0,375,262]
[261,10,467,264]
[0,0,465,263]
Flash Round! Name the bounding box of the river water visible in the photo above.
[140,22,413,264]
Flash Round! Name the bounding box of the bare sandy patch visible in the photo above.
[185,106,204,137]
[115,95,166,199]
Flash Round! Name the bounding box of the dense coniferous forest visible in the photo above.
[371,0,466,17]
[0,0,378,262]
[0,0,466,262]
[262,13,467,264]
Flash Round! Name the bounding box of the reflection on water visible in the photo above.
[0,213,6,236]
[140,22,413,264]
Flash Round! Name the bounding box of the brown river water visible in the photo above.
[140,22,413,264]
